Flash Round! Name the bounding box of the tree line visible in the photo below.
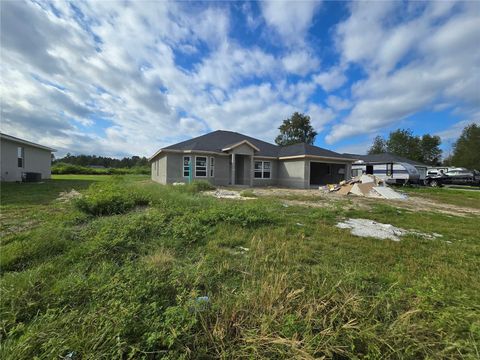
[275,112,479,169]
[53,153,149,168]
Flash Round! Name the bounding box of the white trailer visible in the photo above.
[352,161,422,185]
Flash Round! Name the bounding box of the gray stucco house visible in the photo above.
[0,133,56,182]
[149,130,355,188]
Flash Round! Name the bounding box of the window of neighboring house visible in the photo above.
[386,163,393,176]
[195,156,207,177]
[254,160,271,179]
[17,147,24,168]
[156,160,159,176]
[210,157,215,177]
[183,156,191,177]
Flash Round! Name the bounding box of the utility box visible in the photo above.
[22,172,42,182]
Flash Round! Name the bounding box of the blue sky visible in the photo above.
[1,1,479,158]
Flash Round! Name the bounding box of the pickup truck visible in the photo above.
[424,168,480,187]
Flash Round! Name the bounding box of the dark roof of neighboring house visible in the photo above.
[0,132,56,152]
[343,152,428,167]
[155,130,351,160]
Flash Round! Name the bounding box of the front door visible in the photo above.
[235,155,245,185]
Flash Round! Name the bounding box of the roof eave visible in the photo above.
[0,133,56,152]
[279,155,356,162]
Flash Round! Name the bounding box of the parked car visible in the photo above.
[424,168,480,187]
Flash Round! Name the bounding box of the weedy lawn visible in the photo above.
[0,176,479,359]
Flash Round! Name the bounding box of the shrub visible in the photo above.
[74,181,150,216]
[52,163,150,175]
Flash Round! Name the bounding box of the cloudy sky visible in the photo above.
[1,0,479,158]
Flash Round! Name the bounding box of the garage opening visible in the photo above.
[310,162,346,186]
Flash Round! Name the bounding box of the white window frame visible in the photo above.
[17,147,24,168]
[183,156,191,178]
[209,157,215,177]
[195,156,207,177]
[254,160,271,179]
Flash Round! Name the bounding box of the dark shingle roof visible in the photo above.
[157,130,351,160]
[163,130,279,157]
[343,152,428,167]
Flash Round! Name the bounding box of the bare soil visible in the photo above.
[248,187,480,217]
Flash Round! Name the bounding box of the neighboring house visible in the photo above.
[149,130,355,188]
[0,133,56,182]
[344,152,429,184]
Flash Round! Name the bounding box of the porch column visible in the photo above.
[249,155,254,187]
[345,163,352,180]
[231,153,235,185]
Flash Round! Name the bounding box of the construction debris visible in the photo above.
[322,174,407,200]
[336,218,444,241]
[204,189,256,200]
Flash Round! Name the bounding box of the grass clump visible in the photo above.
[185,180,215,193]
[74,178,150,216]
[240,189,256,197]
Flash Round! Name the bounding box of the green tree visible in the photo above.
[386,129,421,161]
[275,112,317,146]
[367,136,387,154]
[367,129,442,164]
[451,123,480,169]
[420,134,442,165]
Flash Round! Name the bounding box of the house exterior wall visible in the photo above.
[230,144,254,156]
[151,154,166,183]
[150,152,354,189]
[1,138,52,182]
[277,159,308,188]
[151,152,230,186]
[252,158,278,187]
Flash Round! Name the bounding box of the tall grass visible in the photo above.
[1,177,479,359]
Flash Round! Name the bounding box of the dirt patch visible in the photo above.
[251,187,479,217]
[204,189,256,200]
[57,189,82,202]
[336,218,444,241]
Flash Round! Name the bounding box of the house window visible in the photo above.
[17,147,24,168]
[195,156,207,177]
[254,161,271,179]
[183,156,191,177]
[210,157,215,177]
[156,160,159,176]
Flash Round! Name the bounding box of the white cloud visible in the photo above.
[313,67,347,92]
[326,1,480,144]
[261,0,322,45]
[282,50,320,76]
[326,95,351,111]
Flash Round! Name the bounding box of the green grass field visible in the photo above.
[1,176,479,359]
